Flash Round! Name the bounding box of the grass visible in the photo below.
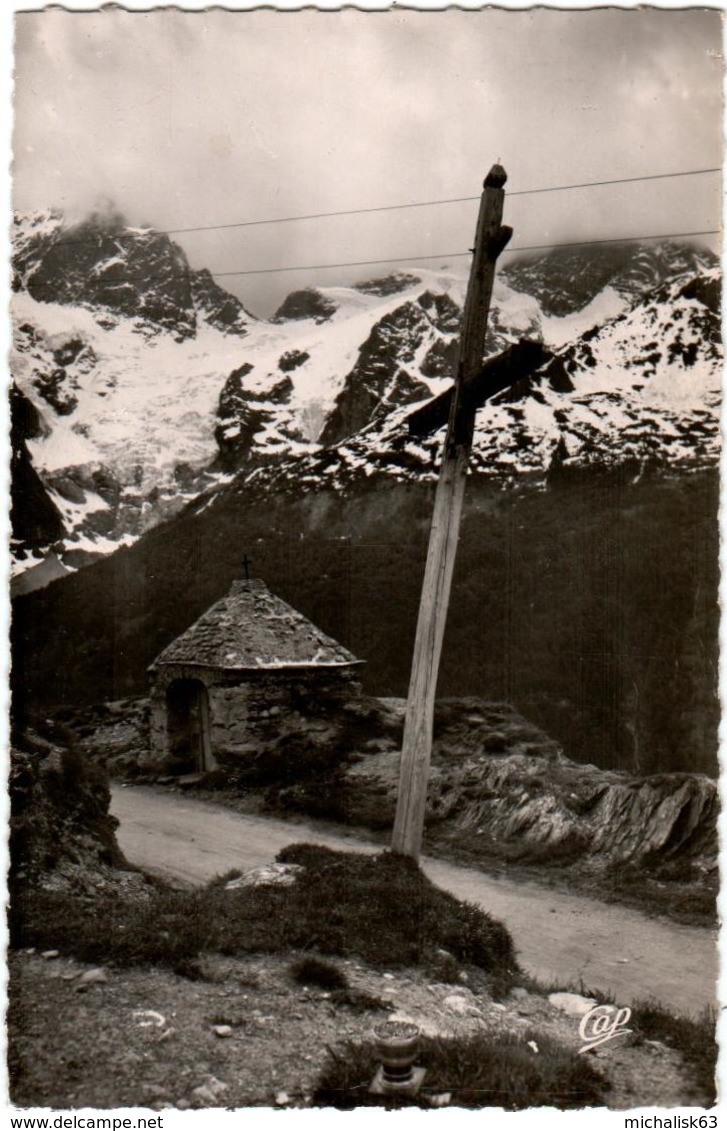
[630,1000,717,1105]
[288,954,389,1010]
[290,955,349,991]
[429,826,718,929]
[312,1029,609,1109]
[599,861,718,928]
[12,843,519,998]
[520,973,718,1107]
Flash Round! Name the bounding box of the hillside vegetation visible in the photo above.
[13,466,719,778]
[8,737,717,1110]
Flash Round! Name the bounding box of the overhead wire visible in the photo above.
[16,165,721,287]
[44,166,721,247]
[21,226,720,292]
[206,230,721,278]
[147,167,726,236]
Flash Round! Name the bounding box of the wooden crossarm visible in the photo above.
[405,339,552,440]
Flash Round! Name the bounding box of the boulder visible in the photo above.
[548,992,598,1018]
[224,863,305,890]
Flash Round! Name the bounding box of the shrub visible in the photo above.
[289,955,349,991]
[13,844,519,997]
[313,1030,609,1109]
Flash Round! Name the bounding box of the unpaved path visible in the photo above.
[111,785,718,1018]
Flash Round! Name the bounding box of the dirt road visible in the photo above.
[111,785,718,1017]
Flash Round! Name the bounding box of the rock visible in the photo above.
[382,973,395,981]
[143,1084,169,1098]
[41,949,60,960]
[548,992,598,1017]
[275,1092,291,1106]
[527,1041,539,1053]
[76,967,109,989]
[9,741,152,904]
[225,863,304,890]
[429,1094,452,1108]
[191,1076,229,1106]
[176,1099,191,1111]
[510,987,529,1000]
[159,1028,176,1043]
[443,994,482,1018]
[588,775,717,866]
[213,1025,233,1038]
[133,1010,166,1028]
[178,774,205,790]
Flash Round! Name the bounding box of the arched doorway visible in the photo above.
[165,678,215,773]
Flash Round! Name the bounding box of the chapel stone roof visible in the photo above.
[150,579,362,672]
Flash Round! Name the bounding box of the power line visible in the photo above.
[163,167,722,235]
[504,228,721,256]
[509,167,721,198]
[207,230,720,278]
[40,167,721,248]
[21,228,719,292]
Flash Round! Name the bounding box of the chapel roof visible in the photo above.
[150,579,362,672]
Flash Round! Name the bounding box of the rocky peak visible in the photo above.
[417,289,462,332]
[320,296,460,446]
[353,272,421,297]
[271,287,338,324]
[12,209,254,341]
[501,241,718,317]
[191,269,255,336]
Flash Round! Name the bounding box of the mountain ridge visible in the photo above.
[10,207,720,592]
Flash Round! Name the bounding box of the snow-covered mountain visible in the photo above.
[11,208,260,577]
[12,207,254,339]
[11,206,720,589]
[499,241,716,318]
[196,261,721,502]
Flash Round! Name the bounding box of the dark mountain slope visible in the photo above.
[11,466,719,778]
[10,387,64,551]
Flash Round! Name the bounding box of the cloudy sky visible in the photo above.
[12,7,723,316]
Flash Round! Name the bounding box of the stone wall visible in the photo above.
[209,668,360,765]
[147,663,361,773]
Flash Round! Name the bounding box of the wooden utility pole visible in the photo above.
[404,339,551,441]
[392,164,512,859]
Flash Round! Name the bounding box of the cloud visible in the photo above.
[12,8,723,315]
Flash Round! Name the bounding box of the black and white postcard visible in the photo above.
[6,2,723,1121]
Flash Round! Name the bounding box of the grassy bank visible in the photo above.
[12,844,518,998]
